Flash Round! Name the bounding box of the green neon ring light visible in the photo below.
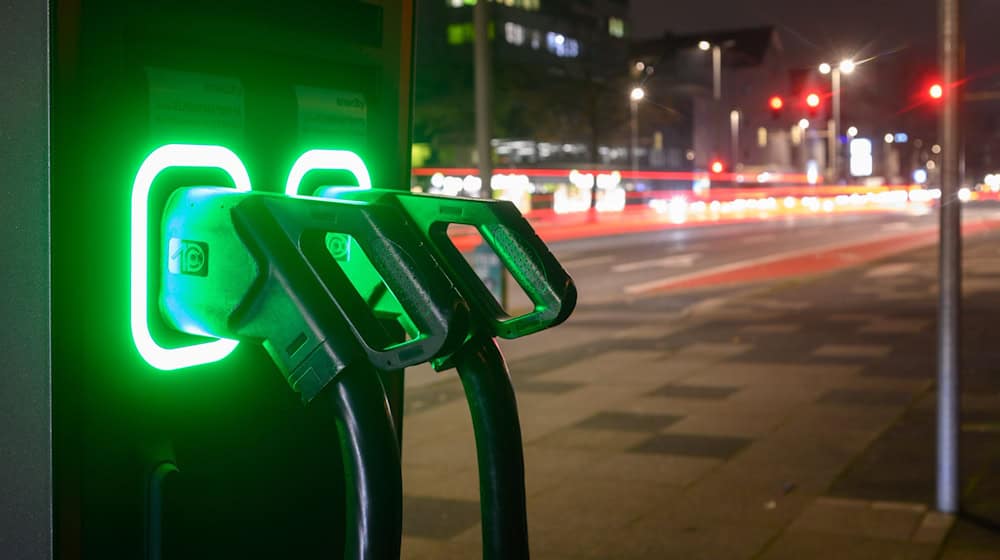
[284,149,372,196]
[130,144,252,370]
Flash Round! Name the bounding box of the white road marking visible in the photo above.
[740,233,778,244]
[561,255,616,269]
[880,222,912,232]
[865,263,916,278]
[611,253,701,273]
[621,224,946,296]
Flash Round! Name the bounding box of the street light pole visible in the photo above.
[630,98,639,177]
[937,0,962,515]
[730,109,740,169]
[629,86,644,181]
[712,45,722,101]
[820,59,855,182]
[474,0,493,199]
[830,67,841,181]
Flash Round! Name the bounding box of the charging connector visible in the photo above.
[159,186,468,401]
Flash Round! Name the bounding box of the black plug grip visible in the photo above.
[228,194,468,400]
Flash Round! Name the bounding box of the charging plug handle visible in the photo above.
[325,189,576,339]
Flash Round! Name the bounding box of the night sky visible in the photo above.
[630,0,997,85]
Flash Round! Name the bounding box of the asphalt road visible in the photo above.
[508,205,1000,307]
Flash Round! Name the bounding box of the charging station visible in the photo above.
[2,1,417,558]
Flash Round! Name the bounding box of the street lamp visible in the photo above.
[699,40,728,171]
[630,86,645,179]
[817,58,857,181]
[700,41,722,100]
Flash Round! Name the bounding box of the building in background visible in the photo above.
[413,0,631,169]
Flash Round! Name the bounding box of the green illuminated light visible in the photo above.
[131,144,250,370]
[285,149,372,197]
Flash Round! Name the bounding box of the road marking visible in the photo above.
[612,253,700,273]
[880,222,912,232]
[740,233,777,244]
[865,263,916,278]
[561,255,616,269]
[622,228,943,295]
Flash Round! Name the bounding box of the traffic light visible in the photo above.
[929,83,944,100]
[805,91,821,116]
[768,95,784,119]
[710,160,725,174]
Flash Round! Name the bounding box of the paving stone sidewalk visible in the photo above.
[397,230,1000,559]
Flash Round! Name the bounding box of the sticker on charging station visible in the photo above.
[146,67,244,140]
[296,86,367,146]
[168,238,209,276]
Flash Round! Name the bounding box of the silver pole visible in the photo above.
[630,99,639,178]
[712,45,722,162]
[712,45,721,101]
[730,109,740,169]
[936,0,962,514]
[474,0,493,198]
[831,68,841,182]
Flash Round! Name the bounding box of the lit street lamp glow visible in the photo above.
[798,118,810,129]
[839,59,856,74]
[630,87,645,101]
[818,62,832,75]
[847,126,858,137]
[698,40,711,51]
[884,133,895,144]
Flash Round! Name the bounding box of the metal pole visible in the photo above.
[730,109,740,169]
[831,68,841,182]
[630,99,639,178]
[712,45,721,101]
[936,0,962,515]
[712,45,722,163]
[474,0,493,199]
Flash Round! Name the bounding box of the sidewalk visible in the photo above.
[397,227,1000,559]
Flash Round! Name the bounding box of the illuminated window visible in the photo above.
[757,127,768,147]
[448,0,540,10]
[447,22,475,45]
[505,22,525,45]
[609,17,625,38]
[546,32,579,58]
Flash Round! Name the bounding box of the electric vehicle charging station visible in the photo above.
[3,1,420,558]
[3,0,578,558]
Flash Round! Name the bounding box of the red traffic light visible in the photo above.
[805,92,821,108]
[929,83,944,99]
[768,96,784,110]
[710,160,724,174]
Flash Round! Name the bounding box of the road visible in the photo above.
[399,205,1000,560]
[508,205,1000,307]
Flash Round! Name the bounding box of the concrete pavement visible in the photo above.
[396,225,1000,558]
